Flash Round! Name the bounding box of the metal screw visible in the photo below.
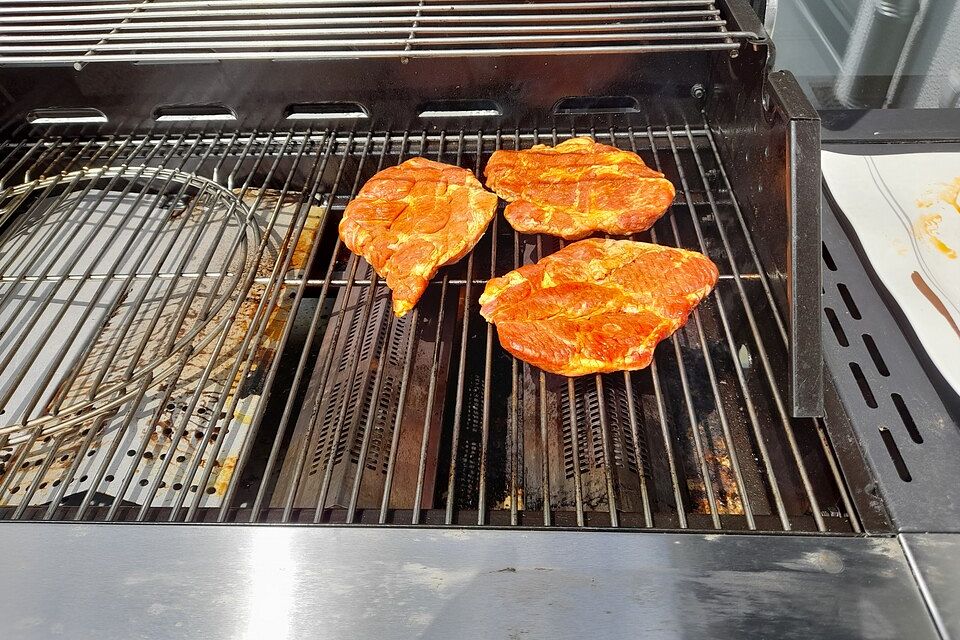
[690,84,706,100]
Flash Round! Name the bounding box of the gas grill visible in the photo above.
[0,1,957,638]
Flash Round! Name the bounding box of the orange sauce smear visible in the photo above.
[916,177,960,214]
[915,214,957,259]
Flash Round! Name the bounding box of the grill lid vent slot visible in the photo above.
[285,103,369,120]
[554,96,640,115]
[154,104,237,122]
[26,108,107,125]
[418,100,502,119]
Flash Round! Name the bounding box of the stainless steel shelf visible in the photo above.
[0,524,940,640]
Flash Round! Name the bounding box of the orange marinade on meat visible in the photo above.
[479,238,718,376]
[483,137,676,240]
[340,157,498,316]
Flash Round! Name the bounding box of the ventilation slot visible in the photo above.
[837,283,862,320]
[418,100,502,118]
[554,96,640,114]
[891,393,923,444]
[27,108,108,125]
[561,378,603,477]
[285,102,369,120]
[849,362,877,408]
[154,104,236,122]
[879,427,912,482]
[822,242,837,271]
[862,334,889,376]
[825,307,848,347]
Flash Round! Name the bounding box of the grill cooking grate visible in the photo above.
[0,0,759,65]
[0,125,859,532]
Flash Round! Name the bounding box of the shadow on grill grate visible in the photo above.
[0,125,858,532]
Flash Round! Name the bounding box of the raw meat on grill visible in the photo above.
[483,137,676,240]
[479,238,718,376]
[340,157,499,316]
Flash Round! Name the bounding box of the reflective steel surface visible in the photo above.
[0,524,938,639]
[902,533,960,640]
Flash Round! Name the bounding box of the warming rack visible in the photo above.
[0,0,759,66]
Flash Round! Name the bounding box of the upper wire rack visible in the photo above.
[0,0,759,65]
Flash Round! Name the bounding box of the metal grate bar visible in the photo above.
[526,129,552,527]
[246,131,346,522]
[271,131,371,521]
[646,135,757,529]
[443,131,475,525]
[0,31,755,52]
[666,125,825,531]
[217,129,336,522]
[549,132,587,528]
[0,0,757,64]
[0,13,729,33]
[701,128,789,344]
[0,126,858,533]
[314,134,390,524]
[644,127,785,529]
[4,0,723,16]
[184,130,317,522]
[475,130,502,526]
[699,127,859,531]
[508,130,522,526]
[1,21,739,41]
[113,128,283,522]
[246,131,337,522]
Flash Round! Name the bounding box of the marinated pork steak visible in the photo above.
[484,137,676,240]
[479,238,718,376]
[340,157,498,316]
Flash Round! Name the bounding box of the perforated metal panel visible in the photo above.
[273,277,426,512]
[821,184,960,533]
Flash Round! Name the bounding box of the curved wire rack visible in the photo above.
[0,166,254,444]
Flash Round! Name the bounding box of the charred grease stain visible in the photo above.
[911,271,960,339]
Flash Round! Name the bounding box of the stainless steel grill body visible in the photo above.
[3,1,957,637]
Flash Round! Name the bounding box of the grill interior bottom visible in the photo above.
[0,125,858,532]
